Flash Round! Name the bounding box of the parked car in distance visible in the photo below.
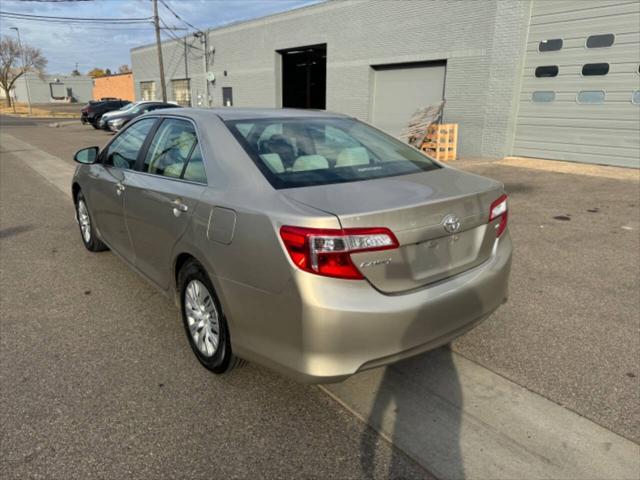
[104,102,178,132]
[98,101,152,130]
[81,99,130,128]
[71,108,512,383]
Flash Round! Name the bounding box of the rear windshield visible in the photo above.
[225,117,439,189]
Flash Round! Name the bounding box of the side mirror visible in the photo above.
[74,146,99,164]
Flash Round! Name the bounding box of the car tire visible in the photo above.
[75,192,108,252]
[178,259,242,374]
[91,116,101,129]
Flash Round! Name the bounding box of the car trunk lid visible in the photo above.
[283,168,504,293]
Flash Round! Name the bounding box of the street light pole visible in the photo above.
[10,27,32,116]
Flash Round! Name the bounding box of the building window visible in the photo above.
[140,81,156,101]
[632,91,640,104]
[586,34,614,48]
[582,63,609,76]
[535,65,559,77]
[171,79,191,107]
[577,91,605,104]
[532,91,555,102]
[538,39,563,52]
[222,87,233,107]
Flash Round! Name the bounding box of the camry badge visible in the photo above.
[442,214,461,234]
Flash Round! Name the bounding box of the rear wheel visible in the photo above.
[178,260,241,374]
[75,192,108,252]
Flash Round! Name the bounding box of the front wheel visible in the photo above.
[75,192,108,252]
[178,260,242,374]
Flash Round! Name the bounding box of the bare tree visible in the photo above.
[0,36,47,107]
[118,64,131,74]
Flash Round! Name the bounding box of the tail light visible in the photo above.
[279,226,399,280]
[489,194,508,237]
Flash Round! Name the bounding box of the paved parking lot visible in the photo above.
[1,115,638,479]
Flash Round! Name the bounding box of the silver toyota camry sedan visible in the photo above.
[72,108,512,383]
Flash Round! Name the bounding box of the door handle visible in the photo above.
[115,183,125,196]
[170,199,188,216]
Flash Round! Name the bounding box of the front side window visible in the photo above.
[225,117,439,189]
[143,118,199,179]
[104,118,155,169]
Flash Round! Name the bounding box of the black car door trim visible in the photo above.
[134,117,163,172]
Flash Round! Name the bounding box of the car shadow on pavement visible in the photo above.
[359,348,464,480]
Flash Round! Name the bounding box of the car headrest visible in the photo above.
[291,155,329,172]
[336,147,370,167]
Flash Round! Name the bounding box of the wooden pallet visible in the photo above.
[421,123,458,161]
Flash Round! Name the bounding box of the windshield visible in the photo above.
[225,117,439,189]
[123,103,137,111]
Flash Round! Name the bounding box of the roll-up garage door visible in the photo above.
[370,61,446,137]
[514,0,640,168]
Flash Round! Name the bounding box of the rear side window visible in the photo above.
[182,143,207,183]
[143,118,198,179]
[225,117,439,189]
[104,118,155,169]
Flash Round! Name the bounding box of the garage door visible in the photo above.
[370,61,446,137]
[513,0,640,168]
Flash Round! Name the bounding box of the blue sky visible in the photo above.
[0,0,320,74]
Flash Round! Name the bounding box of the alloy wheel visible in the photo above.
[78,200,91,243]
[184,279,220,357]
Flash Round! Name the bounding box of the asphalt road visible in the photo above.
[1,116,638,478]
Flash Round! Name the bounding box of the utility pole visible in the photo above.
[10,27,32,116]
[152,0,167,102]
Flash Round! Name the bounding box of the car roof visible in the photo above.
[150,107,350,121]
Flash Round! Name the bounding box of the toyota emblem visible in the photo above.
[442,214,460,234]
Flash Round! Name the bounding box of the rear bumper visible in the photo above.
[228,232,512,383]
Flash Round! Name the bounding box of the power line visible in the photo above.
[159,16,203,51]
[159,0,199,32]
[0,10,152,23]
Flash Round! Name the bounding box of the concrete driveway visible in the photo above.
[1,115,638,479]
